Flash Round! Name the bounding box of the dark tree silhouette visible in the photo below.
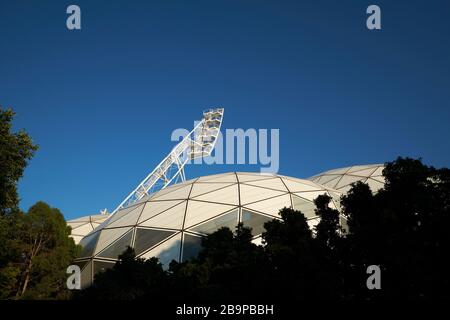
[261,207,318,300]
[1,109,77,300]
[77,247,169,300]
[0,107,37,216]
[341,158,450,299]
[169,224,268,302]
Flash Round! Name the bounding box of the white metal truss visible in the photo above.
[111,108,224,214]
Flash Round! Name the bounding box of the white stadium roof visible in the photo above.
[74,171,344,288]
[67,214,109,244]
[308,164,385,193]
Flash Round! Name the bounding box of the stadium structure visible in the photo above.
[67,214,109,245]
[68,108,386,288]
[308,164,385,193]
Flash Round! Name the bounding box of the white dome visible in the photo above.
[67,214,109,244]
[308,164,385,193]
[75,172,342,288]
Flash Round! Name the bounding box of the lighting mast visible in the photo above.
[111,108,224,214]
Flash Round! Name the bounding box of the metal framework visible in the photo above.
[112,108,224,214]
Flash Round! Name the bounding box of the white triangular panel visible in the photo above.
[139,202,187,229]
[316,174,341,185]
[348,167,377,177]
[106,204,143,226]
[189,210,239,235]
[72,223,94,236]
[151,185,192,201]
[239,184,287,205]
[244,194,292,216]
[243,178,288,192]
[281,178,323,192]
[192,184,239,205]
[372,166,384,176]
[95,229,133,259]
[139,233,182,268]
[293,190,329,202]
[184,200,237,228]
[292,195,317,218]
[190,182,236,198]
[321,176,341,188]
[107,204,144,228]
[94,227,132,255]
[347,165,377,174]
[148,182,193,200]
[335,175,365,189]
[138,200,185,223]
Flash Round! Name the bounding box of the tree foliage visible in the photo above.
[0,202,78,299]
[341,158,450,299]
[0,107,37,216]
[76,248,169,300]
[0,108,77,300]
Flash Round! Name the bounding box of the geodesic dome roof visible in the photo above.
[67,214,109,244]
[75,172,343,288]
[308,164,385,193]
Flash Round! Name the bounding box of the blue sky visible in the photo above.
[1,0,449,219]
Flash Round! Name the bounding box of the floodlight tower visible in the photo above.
[68,108,224,244]
[111,107,224,214]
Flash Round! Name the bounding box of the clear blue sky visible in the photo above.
[1,0,449,220]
